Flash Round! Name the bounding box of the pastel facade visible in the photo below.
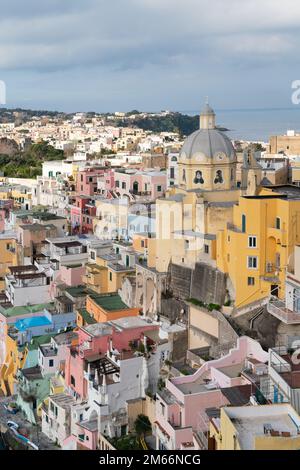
[70,196,96,234]
[76,167,106,196]
[155,336,268,450]
[217,186,300,309]
[114,169,167,200]
[210,404,300,450]
[65,317,159,400]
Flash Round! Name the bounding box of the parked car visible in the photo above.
[6,420,19,430]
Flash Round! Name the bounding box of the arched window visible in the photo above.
[214,169,223,184]
[194,170,204,184]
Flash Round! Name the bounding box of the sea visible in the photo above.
[181,107,300,143]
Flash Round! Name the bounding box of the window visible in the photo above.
[248,256,258,269]
[248,277,255,286]
[276,217,281,229]
[204,244,209,254]
[109,272,112,281]
[115,180,120,188]
[157,185,162,192]
[248,236,257,248]
[122,182,126,189]
[214,169,223,184]
[160,402,165,416]
[71,375,76,386]
[90,251,95,260]
[170,167,175,179]
[242,214,246,233]
[49,359,54,367]
[141,240,145,248]
[89,177,93,182]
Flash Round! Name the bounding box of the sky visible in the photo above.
[1,0,300,113]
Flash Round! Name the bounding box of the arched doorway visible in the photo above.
[133,181,139,194]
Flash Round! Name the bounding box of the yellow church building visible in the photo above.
[148,103,241,273]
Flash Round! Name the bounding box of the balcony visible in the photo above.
[226,223,243,233]
[129,190,152,196]
[267,300,300,324]
[267,227,286,245]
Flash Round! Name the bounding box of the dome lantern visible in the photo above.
[200,100,216,130]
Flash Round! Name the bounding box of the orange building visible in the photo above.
[85,292,140,323]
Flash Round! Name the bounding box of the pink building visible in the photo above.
[70,196,96,234]
[97,169,115,198]
[113,169,167,200]
[49,264,85,300]
[155,337,268,450]
[0,209,5,232]
[65,318,159,399]
[76,167,106,196]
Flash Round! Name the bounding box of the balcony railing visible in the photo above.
[129,190,152,196]
[267,301,300,324]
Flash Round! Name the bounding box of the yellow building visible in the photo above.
[0,236,20,290]
[210,404,300,450]
[83,262,108,294]
[270,131,300,156]
[148,103,241,273]
[83,252,135,295]
[0,327,27,396]
[217,185,300,309]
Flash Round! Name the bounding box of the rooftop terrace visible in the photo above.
[0,302,55,319]
[88,293,129,311]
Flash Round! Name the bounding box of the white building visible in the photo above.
[5,265,52,307]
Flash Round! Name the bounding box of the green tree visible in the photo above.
[134,414,151,437]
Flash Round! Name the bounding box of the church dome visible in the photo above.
[179,128,236,161]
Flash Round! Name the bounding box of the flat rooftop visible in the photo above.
[50,393,75,409]
[0,302,54,319]
[82,322,113,337]
[21,366,43,381]
[110,316,149,330]
[224,404,300,450]
[15,315,52,331]
[249,185,300,200]
[65,285,94,298]
[88,293,129,311]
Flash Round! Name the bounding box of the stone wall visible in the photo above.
[167,261,227,305]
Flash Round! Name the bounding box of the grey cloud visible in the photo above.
[1,0,300,110]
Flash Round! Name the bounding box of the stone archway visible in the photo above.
[135,264,167,318]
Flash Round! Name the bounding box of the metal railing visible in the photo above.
[268,301,300,324]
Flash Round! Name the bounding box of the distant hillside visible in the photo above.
[115,113,200,136]
[0,108,229,136]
